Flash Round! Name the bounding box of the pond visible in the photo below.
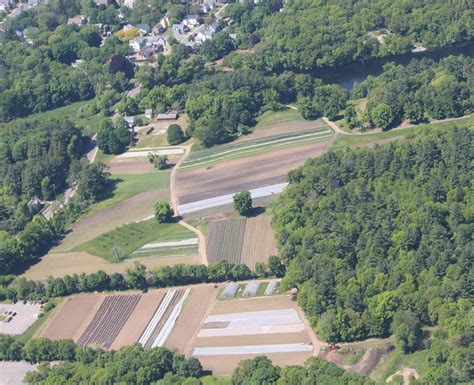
[317,40,474,90]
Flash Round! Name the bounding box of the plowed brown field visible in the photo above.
[241,216,277,269]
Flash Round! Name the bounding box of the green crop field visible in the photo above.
[72,220,195,262]
[207,218,246,265]
[182,126,332,169]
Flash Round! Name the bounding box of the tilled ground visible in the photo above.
[176,140,331,205]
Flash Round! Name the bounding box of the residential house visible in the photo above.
[0,0,12,12]
[208,21,221,33]
[201,0,215,13]
[196,29,211,42]
[159,15,170,30]
[124,116,137,129]
[146,35,168,51]
[129,37,145,52]
[67,15,87,25]
[123,23,135,31]
[172,23,187,36]
[136,23,150,35]
[152,23,164,35]
[183,14,203,28]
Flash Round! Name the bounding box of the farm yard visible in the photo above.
[190,295,318,375]
[176,138,333,208]
[207,216,277,268]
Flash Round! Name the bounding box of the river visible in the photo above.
[318,40,474,90]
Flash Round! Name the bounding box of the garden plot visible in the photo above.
[117,148,184,158]
[0,302,42,335]
[207,216,277,268]
[207,218,246,264]
[77,294,141,349]
[191,295,315,374]
[132,238,198,257]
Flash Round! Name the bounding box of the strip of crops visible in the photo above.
[184,126,331,165]
[207,218,246,264]
[77,294,141,349]
[241,216,277,269]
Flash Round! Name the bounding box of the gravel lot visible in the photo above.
[0,303,42,335]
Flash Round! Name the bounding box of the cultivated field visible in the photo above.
[190,295,316,375]
[207,218,246,264]
[183,124,331,169]
[207,216,277,268]
[176,139,332,206]
[40,286,218,352]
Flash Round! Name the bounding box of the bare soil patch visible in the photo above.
[23,251,200,280]
[193,332,310,347]
[176,140,331,204]
[107,158,156,174]
[241,216,277,269]
[39,294,104,341]
[164,284,218,353]
[212,295,296,314]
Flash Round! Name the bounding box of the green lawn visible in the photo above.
[86,171,170,215]
[72,220,195,262]
[370,349,429,383]
[131,244,198,258]
[135,134,167,148]
[254,108,303,129]
[94,149,115,164]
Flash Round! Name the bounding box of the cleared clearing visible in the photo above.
[207,218,246,264]
[241,216,277,269]
[23,251,200,280]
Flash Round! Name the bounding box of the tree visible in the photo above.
[167,124,185,145]
[108,54,135,79]
[76,163,110,202]
[154,201,174,223]
[298,97,320,120]
[96,118,132,154]
[370,103,395,130]
[391,310,422,353]
[126,261,147,291]
[231,356,280,385]
[268,255,285,278]
[148,153,169,170]
[233,190,252,216]
[344,105,359,129]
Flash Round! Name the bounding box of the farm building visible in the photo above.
[242,280,260,297]
[264,280,279,295]
[156,112,178,120]
[220,282,239,299]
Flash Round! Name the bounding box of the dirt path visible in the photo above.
[170,145,209,265]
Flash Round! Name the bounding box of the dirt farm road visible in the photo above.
[170,145,209,265]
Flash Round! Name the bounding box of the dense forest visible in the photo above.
[347,55,473,130]
[225,0,474,72]
[0,118,111,274]
[272,126,473,383]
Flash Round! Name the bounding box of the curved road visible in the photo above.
[170,145,209,265]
